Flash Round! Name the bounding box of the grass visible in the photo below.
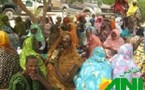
[102,0,115,5]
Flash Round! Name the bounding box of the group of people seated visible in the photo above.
[0,0,145,90]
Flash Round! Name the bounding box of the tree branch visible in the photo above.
[11,0,36,23]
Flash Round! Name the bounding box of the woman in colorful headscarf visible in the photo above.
[46,31,83,90]
[0,31,21,88]
[27,23,46,52]
[115,17,123,33]
[115,17,131,38]
[20,24,47,77]
[127,0,140,35]
[127,0,138,17]
[110,44,141,82]
[103,29,124,58]
[74,47,112,90]
[95,16,104,34]
[20,36,47,78]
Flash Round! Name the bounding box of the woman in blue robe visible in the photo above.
[74,47,112,90]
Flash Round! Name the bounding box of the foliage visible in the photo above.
[0,0,9,4]
[138,0,145,22]
[102,0,115,5]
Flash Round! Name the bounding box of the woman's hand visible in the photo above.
[29,72,52,90]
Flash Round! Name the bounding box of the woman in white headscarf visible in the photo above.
[115,17,123,34]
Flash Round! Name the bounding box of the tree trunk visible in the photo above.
[12,0,36,23]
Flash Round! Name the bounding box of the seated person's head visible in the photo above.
[31,28,38,34]
[86,27,92,38]
[62,33,72,49]
[133,0,137,6]
[111,32,117,40]
[111,29,119,40]
[25,55,38,76]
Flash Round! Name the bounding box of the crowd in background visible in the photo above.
[0,0,145,90]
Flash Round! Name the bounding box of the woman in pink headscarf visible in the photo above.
[95,16,104,34]
[103,29,124,58]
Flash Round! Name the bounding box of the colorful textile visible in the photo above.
[103,29,124,50]
[127,2,138,17]
[115,17,123,33]
[0,30,10,47]
[29,23,45,42]
[120,28,131,38]
[46,31,83,90]
[134,42,145,75]
[1,25,13,34]
[20,37,47,77]
[110,44,141,82]
[0,49,20,89]
[0,31,20,88]
[2,25,19,49]
[8,72,42,90]
[74,47,112,90]
[87,34,102,56]
[126,35,140,45]
[99,20,112,43]
[113,0,128,14]
[69,22,79,47]
[95,16,104,34]
[110,19,116,30]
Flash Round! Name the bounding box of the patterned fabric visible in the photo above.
[0,31,20,88]
[46,31,83,90]
[0,49,20,88]
[99,20,112,42]
[2,25,13,34]
[134,42,145,75]
[74,47,112,90]
[110,44,141,82]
